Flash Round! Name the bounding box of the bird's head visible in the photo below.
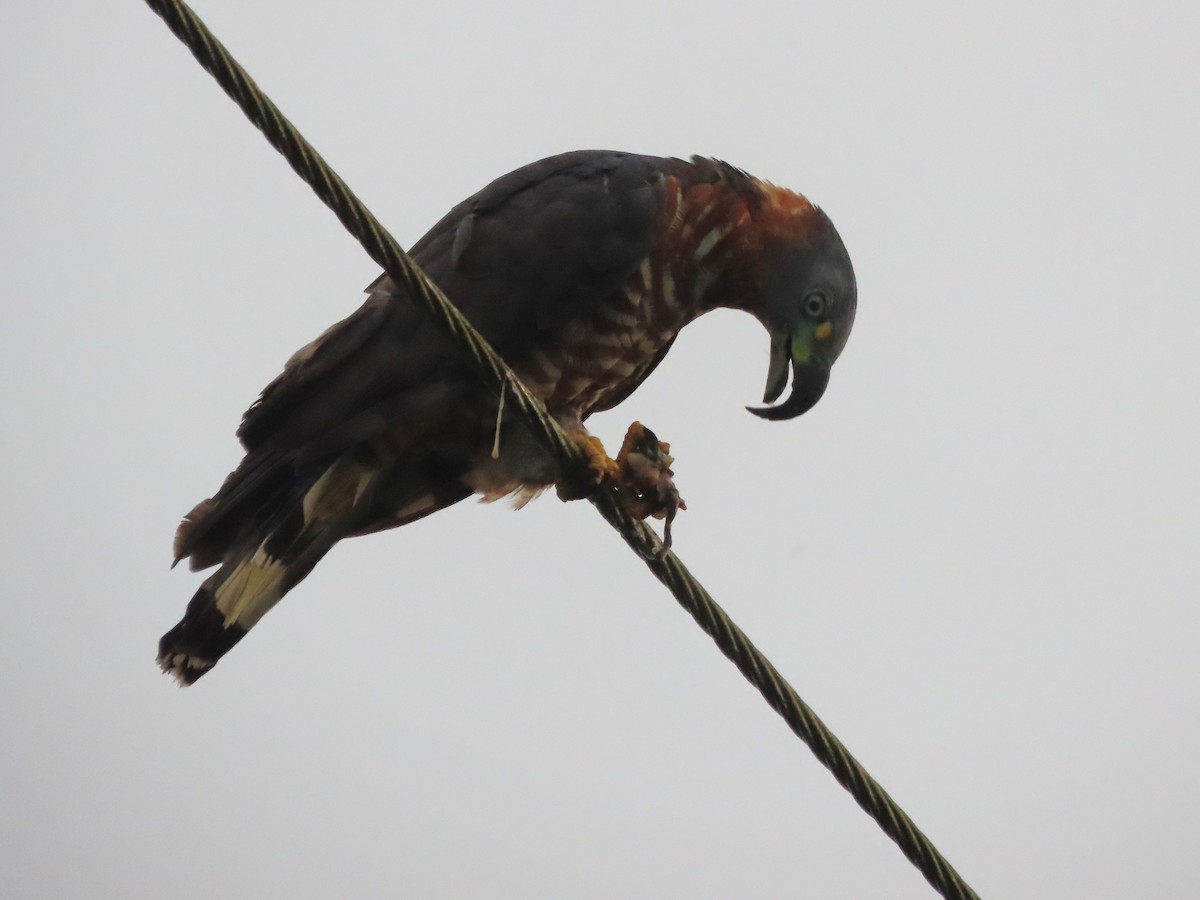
[745,205,857,420]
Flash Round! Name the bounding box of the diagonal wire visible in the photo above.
[140,2,981,897]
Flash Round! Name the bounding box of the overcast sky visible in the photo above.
[3,1,1198,898]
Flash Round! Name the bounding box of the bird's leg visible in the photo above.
[614,422,687,550]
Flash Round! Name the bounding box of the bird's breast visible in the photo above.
[516,262,692,415]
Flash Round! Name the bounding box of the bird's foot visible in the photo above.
[556,432,622,501]
[555,423,686,551]
[614,422,687,551]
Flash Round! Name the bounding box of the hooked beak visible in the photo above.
[746,330,831,420]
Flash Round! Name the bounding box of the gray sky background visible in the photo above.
[2,1,1197,897]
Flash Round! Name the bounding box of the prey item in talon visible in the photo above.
[615,422,687,549]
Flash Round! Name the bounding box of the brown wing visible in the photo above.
[237,150,668,459]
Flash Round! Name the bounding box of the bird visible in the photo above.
[159,149,858,684]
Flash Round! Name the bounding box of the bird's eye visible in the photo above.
[803,292,828,318]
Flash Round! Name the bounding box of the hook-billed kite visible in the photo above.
[159,150,857,684]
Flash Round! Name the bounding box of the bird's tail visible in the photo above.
[158,454,379,685]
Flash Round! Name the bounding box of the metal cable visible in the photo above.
[142,2,980,896]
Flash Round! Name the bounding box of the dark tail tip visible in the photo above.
[157,584,248,686]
